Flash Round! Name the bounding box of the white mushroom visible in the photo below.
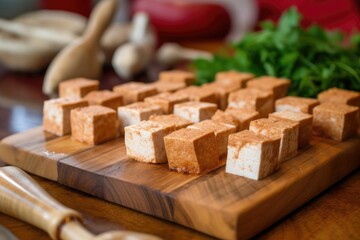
[112,12,156,79]
[156,43,213,66]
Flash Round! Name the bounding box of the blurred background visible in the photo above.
[0,0,359,43]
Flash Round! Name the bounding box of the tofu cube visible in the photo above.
[275,96,320,114]
[150,81,186,93]
[59,78,99,98]
[269,110,312,148]
[144,92,189,114]
[43,97,88,136]
[188,120,236,157]
[202,82,239,110]
[149,114,193,130]
[164,128,219,173]
[125,121,176,163]
[313,103,358,141]
[225,130,280,180]
[318,87,360,107]
[117,102,163,129]
[250,118,299,162]
[228,88,274,118]
[215,71,255,88]
[113,82,158,105]
[173,101,217,123]
[247,76,291,99]
[84,90,123,110]
[225,107,260,131]
[71,105,117,145]
[211,110,239,130]
[159,70,195,86]
[174,86,217,104]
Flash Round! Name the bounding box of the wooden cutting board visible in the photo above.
[0,127,359,239]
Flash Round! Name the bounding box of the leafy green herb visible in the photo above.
[193,7,360,97]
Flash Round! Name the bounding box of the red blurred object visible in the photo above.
[40,0,92,17]
[257,0,360,33]
[132,0,232,42]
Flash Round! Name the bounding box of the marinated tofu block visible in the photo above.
[150,81,186,93]
[202,82,239,110]
[225,107,260,131]
[149,114,192,130]
[159,70,195,86]
[43,98,89,136]
[226,130,280,180]
[84,90,123,110]
[59,78,99,98]
[247,76,291,99]
[250,118,299,162]
[113,82,158,105]
[269,110,312,148]
[117,102,163,129]
[173,101,217,123]
[71,105,117,145]
[174,86,217,104]
[144,92,189,114]
[228,88,274,118]
[318,87,360,107]
[313,103,358,141]
[188,120,236,157]
[164,128,219,174]
[215,71,255,88]
[211,110,239,130]
[275,96,319,114]
[125,121,175,163]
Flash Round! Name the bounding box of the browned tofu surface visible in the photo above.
[313,103,358,141]
[174,86,217,104]
[59,78,99,98]
[71,105,117,145]
[275,96,319,113]
[225,107,260,131]
[318,88,360,107]
[144,92,189,114]
[84,90,123,110]
[164,128,219,174]
[228,88,274,118]
[211,110,239,130]
[159,70,195,86]
[215,71,255,88]
[149,114,193,130]
[247,76,291,99]
[113,82,158,105]
[269,110,313,148]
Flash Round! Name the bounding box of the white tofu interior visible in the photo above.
[125,129,155,163]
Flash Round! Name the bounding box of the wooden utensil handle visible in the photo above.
[0,166,81,240]
[84,0,117,43]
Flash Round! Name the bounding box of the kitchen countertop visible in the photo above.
[0,42,359,239]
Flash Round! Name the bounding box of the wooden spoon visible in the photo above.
[43,0,117,96]
[0,166,162,240]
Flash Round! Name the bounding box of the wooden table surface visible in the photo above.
[0,46,359,240]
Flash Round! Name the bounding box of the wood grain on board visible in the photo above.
[0,127,359,239]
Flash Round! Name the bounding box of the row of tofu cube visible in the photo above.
[126,94,359,180]
[42,70,359,180]
[43,70,261,140]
